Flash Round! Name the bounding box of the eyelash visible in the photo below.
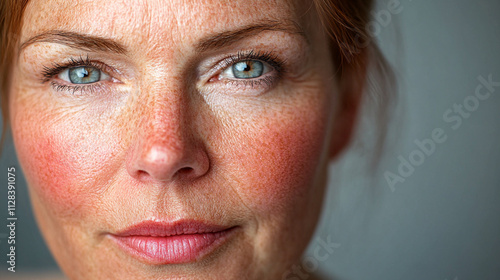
[41,56,111,95]
[215,50,285,88]
[41,51,285,94]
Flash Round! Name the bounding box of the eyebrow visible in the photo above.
[195,20,306,52]
[20,30,128,54]
[19,20,305,55]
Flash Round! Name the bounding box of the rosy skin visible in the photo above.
[9,0,363,279]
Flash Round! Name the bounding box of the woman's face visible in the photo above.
[10,0,353,279]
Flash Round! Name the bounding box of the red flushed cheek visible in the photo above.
[253,124,325,205]
[12,110,117,221]
[30,138,83,214]
[225,100,331,213]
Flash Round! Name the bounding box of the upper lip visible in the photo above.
[113,220,232,237]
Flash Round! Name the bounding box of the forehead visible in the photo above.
[21,0,309,50]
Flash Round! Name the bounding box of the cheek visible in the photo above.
[11,97,120,220]
[223,94,332,213]
[250,123,324,201]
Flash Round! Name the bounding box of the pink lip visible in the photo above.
[109,220,237,264]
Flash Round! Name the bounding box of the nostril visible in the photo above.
[136,170,150,180]
[176,167,194,176]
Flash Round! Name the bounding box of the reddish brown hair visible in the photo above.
[0,0,29,146]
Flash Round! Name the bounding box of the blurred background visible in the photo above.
[1,0,499,279]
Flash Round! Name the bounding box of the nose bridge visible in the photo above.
[137,61,189,139]
[141,68,196,155]
[141,86,185,149]
[136,37,187,137]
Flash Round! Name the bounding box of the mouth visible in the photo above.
[109,220,238,265]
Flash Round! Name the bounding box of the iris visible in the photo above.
[68,66,101,84]
[232,60,264,79]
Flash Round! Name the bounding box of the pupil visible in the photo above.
[235,61,252,72]
[79,68,89,78]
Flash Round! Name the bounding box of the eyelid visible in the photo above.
[41,57,120,84]
[40,56,125,95]
[197,51,285,97]
[205,50,284,82]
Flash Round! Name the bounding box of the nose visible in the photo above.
[126,94,209,183]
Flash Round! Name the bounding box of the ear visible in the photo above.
[328,52,368,160]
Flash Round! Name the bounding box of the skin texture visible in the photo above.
[10,0,363,279]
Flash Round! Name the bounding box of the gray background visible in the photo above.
[1,0,499,279]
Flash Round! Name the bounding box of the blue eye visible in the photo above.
[68,66,101,84]
[232,60,264,79]
[57,65,110,85]
[221,59,271,80]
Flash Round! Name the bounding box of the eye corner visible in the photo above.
[208,75,222,83]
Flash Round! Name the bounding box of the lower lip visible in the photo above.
[111,228,236,264]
